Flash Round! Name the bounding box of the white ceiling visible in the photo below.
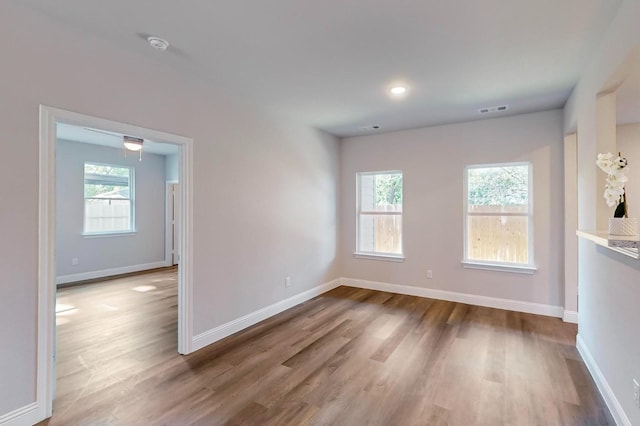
[24,0,622,137]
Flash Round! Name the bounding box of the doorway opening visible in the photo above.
[37,106,194,420]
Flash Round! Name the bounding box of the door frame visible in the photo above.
[37,105,195,419]
[165,181,179,266]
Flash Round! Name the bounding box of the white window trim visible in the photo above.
[82,231,137,238]
[462,161,535,272]
[353,252,406,262]
[83,162,135,235]
[461,260,537,274]
[355,170,404,259]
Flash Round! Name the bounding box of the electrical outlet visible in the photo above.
[633,378,639,408]
[285,276,292,287]
[427,270,433,279]
[71,258,79,266]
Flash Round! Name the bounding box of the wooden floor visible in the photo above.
[39,270,612,426]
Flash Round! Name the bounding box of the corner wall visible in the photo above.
[0,2,339,419]
[564,0,640,424]
[618,123,640,218]
[339,110,565,310]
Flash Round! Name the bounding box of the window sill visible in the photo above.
[82,231,137,238]
[461,261,537,274]
[354,252,405,262]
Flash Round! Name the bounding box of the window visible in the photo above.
[84,163,134,234]
[463,162,534,273]
[356,171,403,259]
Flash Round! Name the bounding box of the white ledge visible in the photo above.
[576,230,640,259]
[461,261,537,274]
[353,252,405,262]
[82,231,137,238]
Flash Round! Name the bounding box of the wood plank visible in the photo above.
[38,271,613,425]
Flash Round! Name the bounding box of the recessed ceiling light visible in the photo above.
[390,86,407,96]
[147,36,170,51]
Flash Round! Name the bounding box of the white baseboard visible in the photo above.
[340,278,564,318]
[576,334,631,426]
[0,402,40,426]
[191,276,565,354]
[56,260,169,285]
[192,278,342,352]
[563,310,579,324]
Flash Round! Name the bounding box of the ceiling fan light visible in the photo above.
[123,142,143,151]
[123,136,144,152]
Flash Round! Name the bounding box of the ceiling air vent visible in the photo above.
[359,125,381,131]
[479,105,508,114]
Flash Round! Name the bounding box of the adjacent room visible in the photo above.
[55,123,180,286]
[52,123,182,418]
[1,1,639,425]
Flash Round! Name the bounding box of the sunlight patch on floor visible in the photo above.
[55,303,78,325]
[132,285,157,292]
[56,303,76,313]
[100,304,119,311]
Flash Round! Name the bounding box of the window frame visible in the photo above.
[354,170,405,261]
[83,162,136,236]
[462,161,536,274]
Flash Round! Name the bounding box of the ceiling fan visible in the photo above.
[83,127,144,161]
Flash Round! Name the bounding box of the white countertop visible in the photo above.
[577,230,639,259]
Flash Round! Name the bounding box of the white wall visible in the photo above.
[56,140,167,280]
[618,123,640,219]
[0,2,339,418]
[564,133,578,318]
[340,110,565,308]
[166,153,179,182]
[564,0,640,424]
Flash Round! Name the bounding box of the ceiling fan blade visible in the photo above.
[83,127,123,138]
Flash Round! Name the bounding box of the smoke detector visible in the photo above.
[479,105,508,114]
[360,125,381,131]
[147,36,170,51]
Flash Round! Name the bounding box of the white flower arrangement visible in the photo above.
[596,152,629,217]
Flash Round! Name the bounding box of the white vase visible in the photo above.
[608,217,639,236]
